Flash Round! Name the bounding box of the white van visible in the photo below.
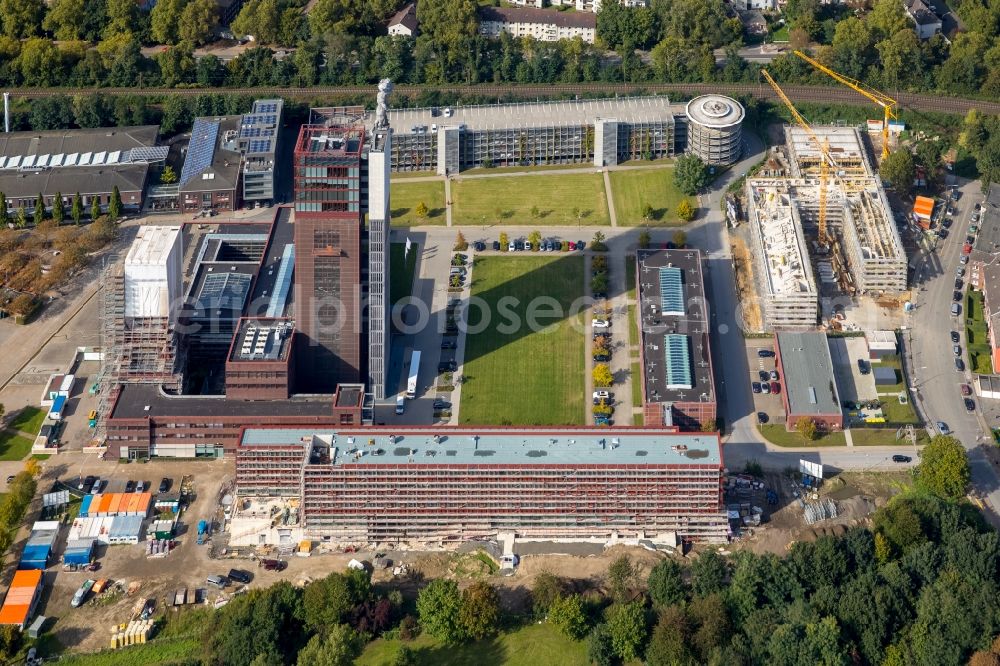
[395,396,406,415]
[207,575,228,589]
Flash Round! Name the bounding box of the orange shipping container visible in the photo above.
[138,493,152,516]
[913,196,934,220]
[126,494,141,515]
[98,494,114,515]
[108,493,124,515]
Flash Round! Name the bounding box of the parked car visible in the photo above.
[135,480,147,492]
[5,475,13,484]
[80,476,96,493]
[438,361,457,373]
[206,575,229,589]
[961,384,972,396]
[158,478,172,493]
[593,390,613,400]
[594,416,611,426]
[937,421,951,435]
[956,358,965,371]
[857,359,870,375]
[492,241,500,251]
[942,217,953,228]
[965,398,976,411]
[592,319,611,328]
[593,354,611,362]
[955,278,964,290]
[757,349,775,358]
[758,370,770,382]
[757,412,769,424]
[770,370,779,381]
[892,455,912,463]
[524,241,533,251]
[956,267,965,278]
[124,480,136,493]
[752,382,762,393]
[953,291,963,302]
[938,229,949,239]
[770,382,781,394]
[440,339,457,349]
[952,303,962,316]
[954,345,962,356]
[508,241,516,252]
[474,241,485,251]
[951,331,960,343]
[260,559,287,571]
[433,399,451,410]
[575,241,586,250]
[961,255,969,264]
[228,569,253,585]
[761,382,771,394]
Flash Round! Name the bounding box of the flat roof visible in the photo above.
[110,384,333,419]
[387,96,679,135]
[786,126,872,176]
[248,207,295,316]
[685,95,744,129]
[478,6,597,29]
[866,330,898,350]
[229,318,292,362]
[777,332,841,416]
[125,226,182,267]
[241,427,722,467]
[973,185,1000,260]
[0,125,159,162]
[0,163,150,199]
[746,180,818,297]
[295,124,365,156]
[636,250,715,404]
[978,374,1000,394]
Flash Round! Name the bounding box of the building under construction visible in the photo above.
[745,126,906,328]
[235,427,729,544]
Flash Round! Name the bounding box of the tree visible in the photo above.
[108,186,122,221]
[71,193,83,225]
[646,605,692,666]
[571,206,580,222]
[52,193,64,224]
[676,199,695,223]
[591,273,609,295]
[796,417,819,441]
[648,559,686,608]
[454,231,468,251]
[0,0,43,38]
[532,572,567,616]
[160,166,178,185]
[33,194,45,226]
[641,202,654,222]
[869,0,910,40]
[499,232,509,251]
[15,207,26,229]
[295,624,362,666]
[591,230,607,252]
[528,230,541,250]
[458,581,499,641]
[530,205,539,219]
[607,555,636,603]
[588,624,616,666]
[638,229,651,249]
[593,364,613,388]
[302,572,366,631]
[606,601,648,662]
[915,435,970,501]
[672,229,688,247]
[881,149,916,193]
[549,594,589,639]
[42,0,87,41]
[414,201,429,220]
[0,194,7,227]
[674,154,711,196]
[178,0,218,46]
[28,95,74,130]
[691,551,727,597]
[416,579,464,644]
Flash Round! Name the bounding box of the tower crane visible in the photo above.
[761,68,839,244]
[793,50,898,160]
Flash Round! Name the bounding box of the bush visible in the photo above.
[549,594,589,639]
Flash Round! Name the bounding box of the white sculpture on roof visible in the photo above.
[375,78,393,130]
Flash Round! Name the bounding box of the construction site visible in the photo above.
[742,66,908,331]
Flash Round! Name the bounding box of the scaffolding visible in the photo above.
[94,263,184,443]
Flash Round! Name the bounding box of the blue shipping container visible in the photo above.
[49,395,66,420]
[63,539,95,565]
[79,494,93,517]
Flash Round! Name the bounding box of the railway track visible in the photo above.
[7,83,999,115]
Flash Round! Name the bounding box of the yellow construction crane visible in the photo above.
[793,50,898,160]
[761,68,836,244]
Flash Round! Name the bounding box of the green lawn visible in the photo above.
[772,25,789,42]
[608,167,687,226]
[879,395,920,424]
[389,181,447,226]
[9,407,45,435]
[390,242,418,309]
[759,425,847,447]
[625,255,636,301]
[627,304,639,349]
[631,361,643,408]
[452,174,610,226]
[0,431,33,461]
[850,428,929,446]
[357,623,589,666]
[461,163,588,175]
[44,638,200,666]
[460,256,585,425]
[970,351,995,374]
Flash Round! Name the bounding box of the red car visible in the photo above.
[770,382,781,394]
[961,384,972,396]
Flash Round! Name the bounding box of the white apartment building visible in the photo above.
[478,7,597,43]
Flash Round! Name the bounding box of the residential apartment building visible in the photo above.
[905,0,942,39]
[509,0,648,11]
[478,7,597,44]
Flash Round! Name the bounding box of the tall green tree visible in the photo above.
[691,550,727,597]
[674,154,710,196]
[648,559,686,608]
[915,435,970,501]
[90,197,101,221]
[605,601,648,662]
[33,193,45,225]
[71,193,83,225]
[52,193,64,224]
[150,0,186,44]
[416,579,464,644]
[15,206,26,229]
[548,594,589,639]
[108,186,122,221]
[0,0,43,38]
[607,555,636,603]
[414,0,478,76]
[0,194,8,227]
[458,581,499,641]
[178,0,218,46]
[295,624,362,666]
[881,149,916,193]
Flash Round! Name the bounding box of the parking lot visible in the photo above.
[744,339,785,426]
[828,337,877,403]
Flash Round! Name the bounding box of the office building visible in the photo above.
[238,99,283,206]
[235,427,728,544]
[635,250,717,430]
[367,89,393,401]
[774,331,844,431]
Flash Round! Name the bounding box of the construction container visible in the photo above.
[79,494,94,517]
[48,395,67,420]
[19,523,59,570]
[64,538,96,566]
[0,570,43,629]
[58,374,75,396]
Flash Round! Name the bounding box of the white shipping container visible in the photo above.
[59,374,75,395]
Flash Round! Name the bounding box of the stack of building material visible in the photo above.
[145,539,173,558]
[0,570,43,629]
[109,619,154,649]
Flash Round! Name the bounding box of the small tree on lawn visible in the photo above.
[33,193,45,225]
[676,199,695,222]
[528,230,541,249]
[672,230,687,248]
[593,364,613,387]
[52,192,65,224]
[71,193,83,225]
[160,165,178,184]
[592,255,608,271]
[495,206,504,224]
[571,206,580,223]
[549,594,589,640]
[641,203,654,223]
[415,201,429,221]
[592,231,608,252]
[796,417,819,441]
[674,153,710,195]
[530,205,540,219]
[15,206,26,229]
[91,197,101,221]
[108,186,122,221]
[499,231,509,251]
[458,581,500,641]
[454,231,468,251]
[638,229,651,249]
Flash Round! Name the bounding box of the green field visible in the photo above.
[452,174,610,226]
[609,167,687,226]
[390,180,447,226]
[0,431,33,461]
[759,424,847,447]
[9,407,45,435]
[357,623,589,666]
[460,256,585,425]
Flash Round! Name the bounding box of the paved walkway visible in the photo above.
[583,254,595,425]
[607,251,632,425]
[603,171,618,228]
[444,178,453,227]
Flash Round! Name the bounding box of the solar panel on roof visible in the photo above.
[49,154,64,167]
[93,151,107,165]
[659,267,685,316]
[35,154,49,167]
[64,153,78,166]
[664,334,693,390]
[197,272,252,310]
[127,146,169,163]
[79,152,93,166]
[21,155,35,168]
[107,150,121,164]
[180,119,220,186]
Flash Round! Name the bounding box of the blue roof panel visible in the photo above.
[180,119,220,186]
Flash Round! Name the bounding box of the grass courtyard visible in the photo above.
[9,407,45,435]
[0,431,33,461]
[389,181,447,226]
[609,167,687,226]
[966,288,994,374]
[759,424,847,447]
[460,255,585,425]
[452,173,610,226]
